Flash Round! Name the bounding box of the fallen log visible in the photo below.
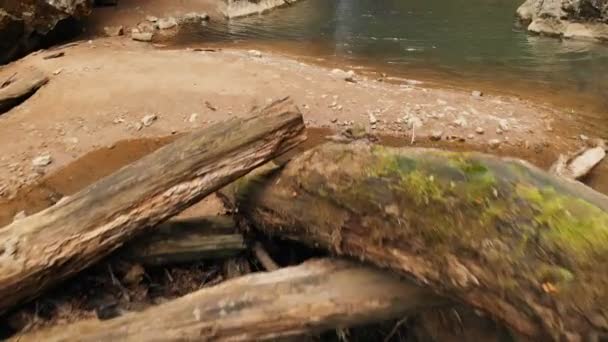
[220,142,608,340]
[0,98,306,314]
[120,216,246,265]
[12,259,442,341]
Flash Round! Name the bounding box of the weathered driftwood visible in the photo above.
[0,67,48,113]
[221,142,608,341]
[550,145,606,180]
[0,98,306,314]
[13,259,441,341]
[120,216,246,265]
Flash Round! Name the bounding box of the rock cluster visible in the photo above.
[517,0,608,41]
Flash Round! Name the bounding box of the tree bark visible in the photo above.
[12,259,442,341]
[0,98,306,314]
[120,216,246,265]
[220,142,608,341]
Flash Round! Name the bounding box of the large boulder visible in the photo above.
[517,0,608,41]
[0,0,93,64]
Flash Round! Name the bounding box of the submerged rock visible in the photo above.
[516,0,608,42]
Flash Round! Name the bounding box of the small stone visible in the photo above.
[122,264,145,285]
[142,114,158,127]
[488,139,501,149]
[248,50,262,58]
[407,116,423,129]
[32,154,52,167]
[181,12,210,23]
[131,32,153,42]
[344,70,357,83]
[368,113,378,125]
[188,113,199,123]
[146,15,159,22]
[331,118,338,123]
[134,122,143,131]
[498,119,509,131]
[453,117,468,127]
[472,90,483,97]
[579,134,589,141]
[157,17,178,30]
[113,117,125,124]
[467,134,475,139]
[475,127,485,134]
[104,25,124,37]
[53,68,63,75]
[430,130,443,141]
[496,128,503,135]
[13,211,27,222]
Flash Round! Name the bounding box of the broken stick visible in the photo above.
[221,142,608,341]
[13,259,441,341]
[0,98,305,314]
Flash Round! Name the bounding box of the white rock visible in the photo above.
[498,119,510,131]
[189,113,199,123]
[472,90,483,97]
[475,127,485,134]
[467,134,475,139]
[157,17,178,30]
[579,134,589,141]
[32,154,52,167]
[146,15,159,22]
[369,113,378,125]
[248,50,262,58]
[344,70,357,82]
[430,130,443,141]
[131,32,153,42]
[142,114,158,127]
[181,12,209,23]
[453,117,468,127]
[488,139,501,149]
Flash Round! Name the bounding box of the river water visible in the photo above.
[176,0,608,136]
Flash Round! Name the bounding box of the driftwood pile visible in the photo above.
[1,98,607,341]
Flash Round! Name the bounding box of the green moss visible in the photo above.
[517,185,608,262]
[399,170,443,205]
[536,265,575,284]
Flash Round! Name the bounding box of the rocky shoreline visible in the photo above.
[517,0,608,41]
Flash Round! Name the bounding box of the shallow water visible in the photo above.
[176,0,608,135]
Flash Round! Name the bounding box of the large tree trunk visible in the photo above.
[220,142,608,341]
[0,98,306,315]
[12,259,442,341]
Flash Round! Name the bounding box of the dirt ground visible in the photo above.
[0,36,586,213]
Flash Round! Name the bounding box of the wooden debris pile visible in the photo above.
[1,98,607,341]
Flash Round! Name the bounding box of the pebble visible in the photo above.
[496,128,504,135]
[475,127,485,134]
[579,134,589,141]
[32,154,52,167]
[131,32,153,42]
[122,264,145,285]
[188,113,199,123]
[453,117,468,127]
[331,118,338,123]
[472,90,483,97]
[467,134,475,139]
[488,139,501,149]
[181,12,210,23]
[157,17,178,30]
[104,25,124,37]
[430,130,443,141]
[142,114,158,127]
[146,15,159,22]
[368,113,378,125]
[498,119,509,131]
[248,50,262,58]
[53,68,63,75]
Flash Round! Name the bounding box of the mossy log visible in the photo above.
[220,142,608,341]
[13,259,441,341]
[0,98,305,315]
[120,216,246,265]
